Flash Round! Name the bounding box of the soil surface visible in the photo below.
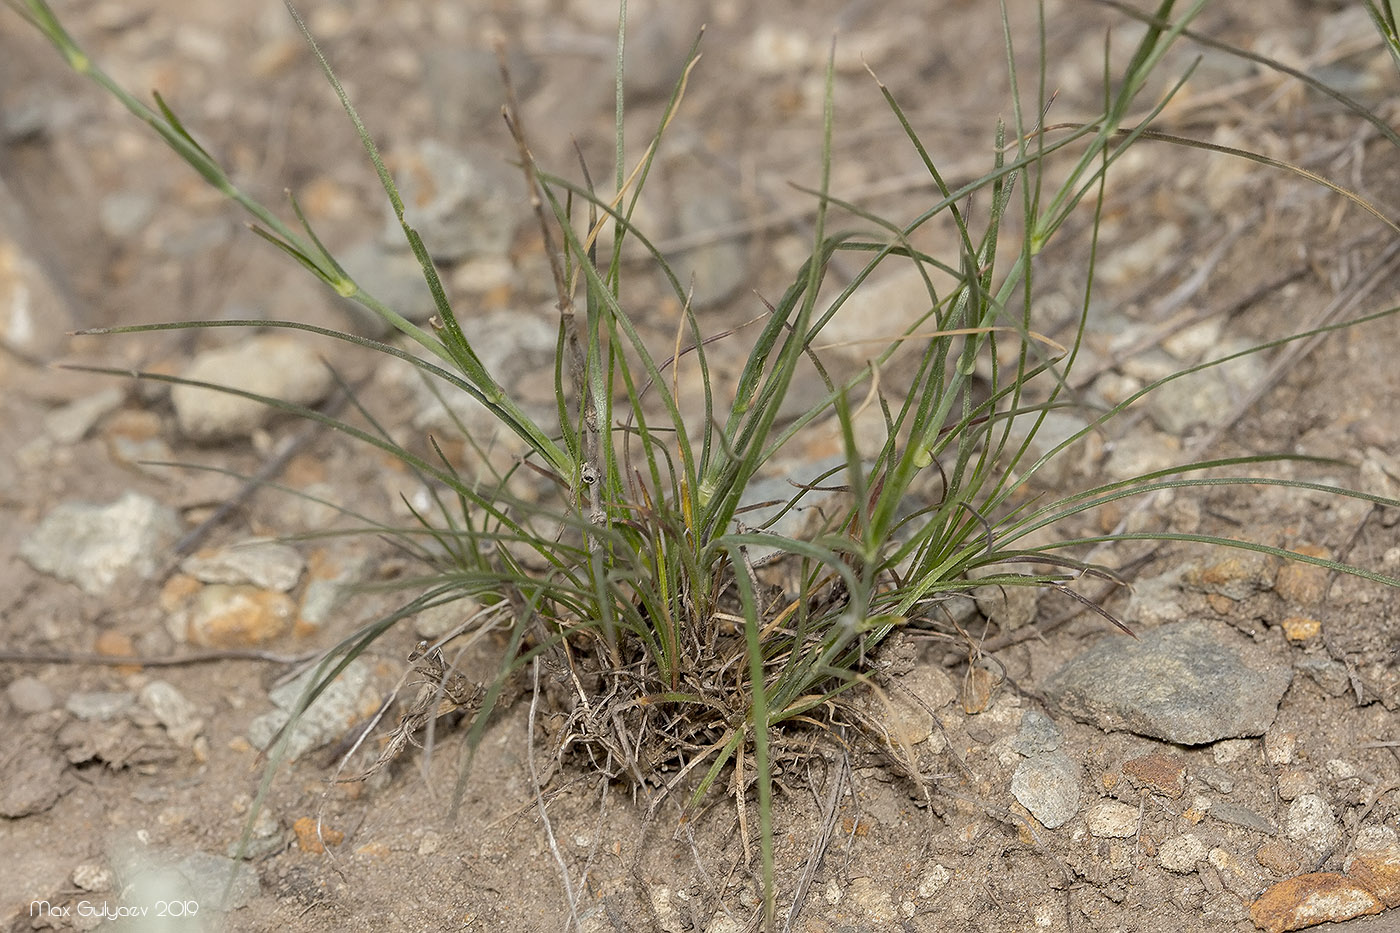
[3,2,1400,932]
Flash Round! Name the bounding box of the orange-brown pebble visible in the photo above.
[186,585,295,648]
[293,817,345,853]
[1348,846,1400,908]
[1123,752,1186,799]
[1256,839,1304,876]
[1280,616,1322,644]
[1249,873,1383,932]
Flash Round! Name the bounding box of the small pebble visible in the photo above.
[7,676,56,714]
[1280,616,1322,643]
[71,863,114,892]
[846,876,898,923]
[180,539,305,592]
[180,584,296,648]
[1264,728,1297,766]
[1276,768,1318,801]
[1086,801,1139,839]
[1123,751,1186,799]
[1159,834,1208,873]
[172,335,332,442]
[917,863,953,898]
[44,387,125,445]
[1286,794,1342,854]
[1210,801,1277,836]
[19,491,182,596]
[65,691,135,721]
[293,816,344,853]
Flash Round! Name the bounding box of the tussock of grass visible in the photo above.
[13,0,1400,925]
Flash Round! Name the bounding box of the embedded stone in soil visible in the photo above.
[1041,620,1292,745]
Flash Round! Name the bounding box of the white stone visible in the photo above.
[1212,738,1256,765]
[1286,794,1342,854]
[1086,800,1139,839]
[847,876,897,923]
[1325,759,1359,781]
[172,335,332,442]
[180,538,305,592]
[19,491,181,595]
[1353,825,1399,853]
[1159,834,1208,873]
[917,863,953,898]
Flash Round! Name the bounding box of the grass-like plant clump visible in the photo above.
[13,0,1400,924]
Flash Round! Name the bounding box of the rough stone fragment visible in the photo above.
[1123,751,1187,798]
[1011,751,1081,830]
[1286,794,1342,855]
[1042,621,1292,744]
[172,335,332,442]
[180,539,305,592]
[0,181,76,358]
[245,659,378,761]
[1210,802,1278,836]
[19,491,181,596]
[6,676,55,714]
[387,140,519,262]
[45,386,125,444]
[0,731,66,817]
[1086,801,1139,838]
[181,584,296,648]
[1274,547,1331,605]
[1159,833,1208,873]
[1183,553,1277,600]
[1347,846,1400,907]
[1249,873,1383,933]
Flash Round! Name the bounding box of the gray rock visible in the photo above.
[65,691,136,721]
[180,538,305,592]
[972,566,1041,632]
[19,491,181,595]
[820,266,936,364]
[1011,749,1081,829]
[171,335,333,442]
[413,597,482,640]
[44,386,125,444]
[1146,339,1266,435]
[388,140,520,262]
[623,7,703,100]
[6,676,56,714]
[0,172,77,358]
[1002,410,1094,490]
[1013,709,1063,756]
[227,806,284,860]
[1286,793,1342,854]
[98,190,157,239]
[731,457,850,562]
[139,681,204,748]
[386,309,558,437]
[1042,621,1292,744]
[117,849,261,913]
[245,658,377,761]
[299,546,375,629]
[1210,801,1277,836]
